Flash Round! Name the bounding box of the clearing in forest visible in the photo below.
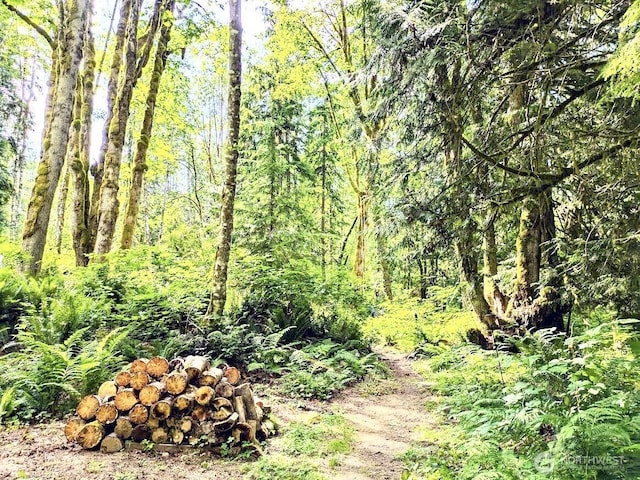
[0,347,435,480]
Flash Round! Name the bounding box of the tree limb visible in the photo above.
[1,0,54,48]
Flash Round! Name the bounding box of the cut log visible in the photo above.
[215,379,234,398]
[129,371,151,391]
[151,426,169,444]
[178,416,194,433]
[199,368,223,387]
[139,382,165,406]
[213,411,239,432]
[76,421,105,449]
[223,366,241,385]
[194,386,215,406]
[128,404,149,425]
[115,371,131,388]
[151,398,173,420]
[97,381,118,398]
[146,416,161,430]
[64,417,86,442]
[115,418,133,439]
[76,395,101,420]
[95,402,118,425]
[114,389,138,412]
[233,396,246,423]
[174,393,194,413]
[100,433,124,453]
[168,357,185,371]
[209,407,232,421]
[184,355,210,382]
[165,371,188,395]
[234,383,258,421]
[130,358,149,373]
[169,427,184,444]
[147,356,169,378]
[192,405,208,422]
[131,424,151,442]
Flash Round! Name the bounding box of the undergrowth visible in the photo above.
[403,308,640,480]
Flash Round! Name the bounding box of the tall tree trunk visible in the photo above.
[207,0,242,318]
[89,0,131,249]
[21,0,90,275]
[483,207,508,319]
[354,190,367,280]
[54,165,71,253]
[509,192,566,331]
[71,22,95,267]
[456,217,491,323]
[93,0,141,257]
[9,58,36,240]
[372,207,393,300]
[120,0,174,250]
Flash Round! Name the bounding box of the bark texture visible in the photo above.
[71,22,95,266]
[93,0,142,256]
[120,0,174,249]
[21,0,90,275]
[207,0,243,317]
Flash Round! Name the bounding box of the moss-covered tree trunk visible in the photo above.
[21,0,90,275]
[509,192,566,331]
[207,0,242,318]
[93,0,141,257]
[120,0,175,250]
[483,207,508,319]
[456,217,491,323]
[71,22,95,267]
[89,0,131,250]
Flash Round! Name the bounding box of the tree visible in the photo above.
[4,0,91,275]
[121,0,175,249]
[207,0,242,317]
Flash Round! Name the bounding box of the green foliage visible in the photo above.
[404,314,640,479]
[244,457,326,480]
[280,339,385,400]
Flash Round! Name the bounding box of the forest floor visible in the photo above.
[0,347,437,480]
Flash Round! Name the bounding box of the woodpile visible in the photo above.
[65,355,276,455]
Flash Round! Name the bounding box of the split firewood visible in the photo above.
[114,418,133,439]
[76,395,101,420]
[76,421,105,449]
[95,402,118,424]
[147,356,170,378]
[129,371,151,391]
[146,416,161,430]
[209,407,232,421]
[97,381,118,398]
[165,371,188,395]
[234,383,259,421]
[139,382,165,406]
[100,433,123,453]
[64,417,86,442]
[198,368,223,387]
[114,389,138,412]
[128,404,149,425]
[213,411,239,432]
[115,371,131,388]
[233,396,246,423]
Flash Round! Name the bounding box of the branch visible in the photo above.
[495,138,635,205]
[1,0,54,48]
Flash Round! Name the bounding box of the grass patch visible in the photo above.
[244,456,326,480]
[283,413,354,457]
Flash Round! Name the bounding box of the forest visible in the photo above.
[0,0,639,479]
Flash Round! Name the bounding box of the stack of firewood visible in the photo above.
[64,355,275,454]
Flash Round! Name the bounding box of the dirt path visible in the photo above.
[0,347,434,480]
